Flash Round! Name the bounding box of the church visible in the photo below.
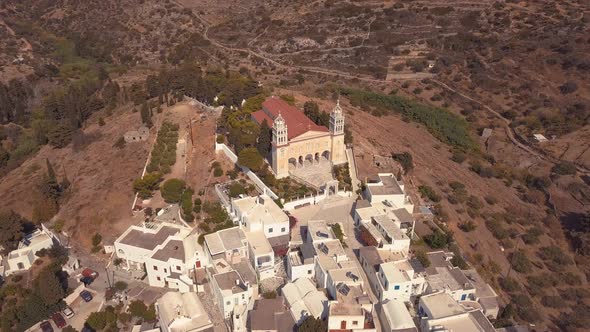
[252,96,347,179]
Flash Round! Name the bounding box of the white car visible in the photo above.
[62,306,74,319]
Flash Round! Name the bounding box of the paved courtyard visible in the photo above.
[289,160,333,188]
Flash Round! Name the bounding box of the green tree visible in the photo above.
[392,152,414,174]
[40,159,62,201]
[238,147,263,171]
[160,178,186,203]
[181,188,194,222]
[144,304,157,321]
[298,316,327,332]
[256,119,272,157]
[36,268,65,306]
[86,311,110,330]
[17,294,48,331]
[133,172,162,198]
[0,210,25,253]
[424,229,452,249]
[303,101,330,127]
[128,300,147,318]
[140,101,152,128]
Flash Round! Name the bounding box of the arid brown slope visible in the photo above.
[0,107,149,246]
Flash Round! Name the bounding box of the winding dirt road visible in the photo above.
[432,79,590,175]
[175,0,588,175]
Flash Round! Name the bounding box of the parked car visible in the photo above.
[80,276,94,286]
[82,268,99,279]
[40,321,54,332]
[80,290,93,302]
[51,312,66,328]
[62,306,74,319]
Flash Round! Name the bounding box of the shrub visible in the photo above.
[522,227,544,245]
[486,219,509,240]
[559,81,578,94]
[561,272,581,285]
[510,251,533,273]
[53,219,65,233]
[538,245,573,265]
[451,150,467,163]
[424,229,452,249]
[92,233,102,247]
[216,134,225,144]
[114,281,128,291]
[541,295,566,308]
[392,152,413,174]
[160,178,186,203]
[484,195,497,205]
[449,181,465,190]
[331,223,347,248]
[450,255,468,269]
[228,182,246,198]
[419,185,441,202]
[415,250,431,268]
[466,195,483,210]
[458,220,477,232]
[551,161,576,175]
[213,167,223,177]
[499,277,521,292]
[341,88,477,151]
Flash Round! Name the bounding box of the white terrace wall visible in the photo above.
[215,143,278,200]
[283,191,353,211]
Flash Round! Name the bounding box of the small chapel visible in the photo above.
[251,96,347,179]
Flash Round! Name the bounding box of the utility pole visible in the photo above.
[105,267,112,289]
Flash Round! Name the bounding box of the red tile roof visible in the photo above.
[251,96,328,140]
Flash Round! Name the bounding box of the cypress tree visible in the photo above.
[256,119,272,157]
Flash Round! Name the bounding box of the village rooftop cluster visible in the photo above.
[1,98,516,332]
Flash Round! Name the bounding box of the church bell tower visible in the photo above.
[329,99,346,165]
[271,113,289,178]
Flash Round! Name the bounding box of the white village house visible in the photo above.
[156,291,214,332]
[114,222,206,293]
[2,225,59,276]
[230,194,290,247]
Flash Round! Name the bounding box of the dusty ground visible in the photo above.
[0,106,151,247]
[543,125,590,169]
